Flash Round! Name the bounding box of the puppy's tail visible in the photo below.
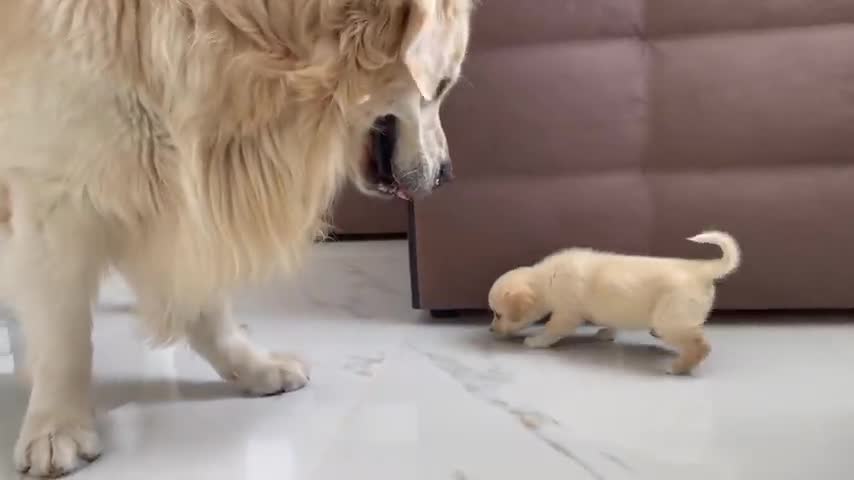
[687,231,741,280]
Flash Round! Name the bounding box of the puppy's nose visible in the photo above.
[489,325,495,333]
[435,162,454,188]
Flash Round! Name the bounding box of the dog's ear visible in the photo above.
[400,0,456,102]
[504,285,535,317]
[331,0,466,100]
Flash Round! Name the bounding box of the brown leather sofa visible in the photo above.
[409,0,854,312]
[332,186,406,236]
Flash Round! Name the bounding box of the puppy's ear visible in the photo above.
[504,285,536,317]
[400,0,454,102]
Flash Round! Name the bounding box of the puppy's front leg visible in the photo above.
[10,211,104,477]
[187,301,309,396]
[524,309,582,349]
[524,333,563,348]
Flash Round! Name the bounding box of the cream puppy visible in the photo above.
[488,231,741,374]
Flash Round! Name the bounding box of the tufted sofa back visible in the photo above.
[410,0,854,310]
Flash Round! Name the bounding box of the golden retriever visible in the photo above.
[0,0,472,476]
[489,231,741,375]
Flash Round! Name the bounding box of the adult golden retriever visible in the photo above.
[0,0,472,476]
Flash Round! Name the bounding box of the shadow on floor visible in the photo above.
[96,378,243,411]
[461,330,679,377]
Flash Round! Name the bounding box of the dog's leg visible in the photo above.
[10,206,104,477]
[524,310,582,348]
[652,294,712,375]
[186,301,309,396]
[121,256,310,396]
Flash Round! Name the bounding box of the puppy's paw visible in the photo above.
[667,364,694,376]
[667,357,702,376]
[593,328,616,342]
[14,411,101,477]
[524,335,559,349]
[664,337,709,376]
[232,352,310,396]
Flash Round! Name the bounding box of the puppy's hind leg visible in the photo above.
[651,295,711,375]
[657,327,710,375]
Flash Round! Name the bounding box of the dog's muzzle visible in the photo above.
[365,115,454,200]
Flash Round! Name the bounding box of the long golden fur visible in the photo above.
[0,0,472,476]
[3,0,468,311]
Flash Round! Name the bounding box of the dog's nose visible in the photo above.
[435,162,454,188]
[489,325,495,333]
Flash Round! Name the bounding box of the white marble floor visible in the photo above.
[2,241,854,480]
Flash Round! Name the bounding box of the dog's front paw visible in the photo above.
[14,411,101,477]
[233,352,310,396]
[524,335,559,349]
